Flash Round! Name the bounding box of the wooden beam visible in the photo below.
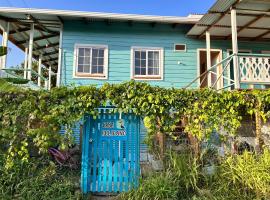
[254,30,270,40]
[27,14,58,34]
[17,33,58,44]
[42,51,58,57]
[57,16,64,24]
[9,27,30,34]
[197,24,270,31]
[34,42,59,50]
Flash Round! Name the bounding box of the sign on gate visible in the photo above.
[101,119,127,140]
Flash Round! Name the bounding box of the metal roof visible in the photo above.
[187,0,270,41]
[0,7,202,72]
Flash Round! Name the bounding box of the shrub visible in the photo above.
[212,149,270,199]
[0,154,83,200]
[118,172,179,200]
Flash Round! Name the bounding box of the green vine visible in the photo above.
[1,79,270,168]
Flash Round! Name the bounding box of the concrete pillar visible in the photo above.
[231,9,240,89]
[27,24,34,80]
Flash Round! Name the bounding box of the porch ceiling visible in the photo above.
[187,0,270,41]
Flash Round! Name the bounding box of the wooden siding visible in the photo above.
[61,20,270,88]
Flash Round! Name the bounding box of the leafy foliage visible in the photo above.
[1,80,270,167]
[0,154,82,200]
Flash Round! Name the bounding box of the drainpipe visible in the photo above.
[27,24,34,80]
[206,31,211,88]
[231,9,240,89]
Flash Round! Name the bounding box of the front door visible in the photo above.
[81,108,140,193]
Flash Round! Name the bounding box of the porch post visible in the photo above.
[38,55,42,87]
[1,21,9,69]
[56,24,63,87]
[48,65,52,90]
[24,47,28,79]
[27,24,34,80]
[231,9,240,89]
[206,31,211,87]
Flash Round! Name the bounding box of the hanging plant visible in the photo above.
[0,46,7,56]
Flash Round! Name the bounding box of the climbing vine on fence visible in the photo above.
[1,79,270,168]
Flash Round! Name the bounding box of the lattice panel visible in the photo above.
[239,56,270,83]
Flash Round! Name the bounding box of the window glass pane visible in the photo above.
[78,64,84,72]
[97,66,104,74]
[148,51,153,60]
[92,49,98,57]
[135,67,140,75]
[141,51,146,59]
[78,57,84,65]
[153,51,159,60]
[99,49,104,57]
[141,59,146,68]
[135,51,140,59]
[148,67,154,75]
[85,48,91,57]
[83,65,90,73]
[91,66,97,74]
[141,67,146,75]
[148,59,153,67]
[98,58,104,66]
[78,48,84,56]
[92,58,98,66]
[84,56,90,65]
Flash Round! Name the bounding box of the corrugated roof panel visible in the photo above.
[252,17,270,29]
[187,25,206,36]
[209,27,231,36]
[210,0,237,13]
[262,33,270,39]
[216,14,256,27]
[199,13,221,25]
[238,28,267,38]
[236,0,270,11]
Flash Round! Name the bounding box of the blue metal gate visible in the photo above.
[81,108,140,193]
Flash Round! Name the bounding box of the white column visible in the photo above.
[48,66,52,90]
[38,55,42,87]
[24,47,28,79]
[231,9,240,89]
[27,24,34,80]
[56,24,63,87]
[206,31,211,87]
[1,21,9,69]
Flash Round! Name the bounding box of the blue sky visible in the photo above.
[0,0,215,67]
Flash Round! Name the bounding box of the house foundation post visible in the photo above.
[24,47,28,79]
[231,9,240,89]
[0,21,9,70]
[56,24,63,87]
[48,66,52,90]
[27,24,34,80]
[38,55,42,87]
[206,31,211,87]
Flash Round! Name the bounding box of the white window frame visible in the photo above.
[174,43,186,52]
[130,46,164,80]
[73,44,109,79]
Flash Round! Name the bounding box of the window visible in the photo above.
[174,44,186,52]
[131,47,163,80]
[74,44,108,79]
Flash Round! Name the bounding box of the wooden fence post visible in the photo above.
[255,110,262,152]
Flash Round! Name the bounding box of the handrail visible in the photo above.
[184,53,235,89]
[238,53,270,57]
[2,68,48,81]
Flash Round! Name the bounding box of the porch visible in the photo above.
[186,0,270,90]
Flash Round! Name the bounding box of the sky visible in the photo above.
[0,0,215,67]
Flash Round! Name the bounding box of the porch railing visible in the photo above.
[238,53,270,84]
[0,68,50,90]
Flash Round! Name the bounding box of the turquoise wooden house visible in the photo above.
[1,0,270,194]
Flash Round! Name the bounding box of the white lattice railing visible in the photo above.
[239,54,270,83]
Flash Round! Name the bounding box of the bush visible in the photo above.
[0,154,83,200]
[212,149,270,200]
[119,172,179,200]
